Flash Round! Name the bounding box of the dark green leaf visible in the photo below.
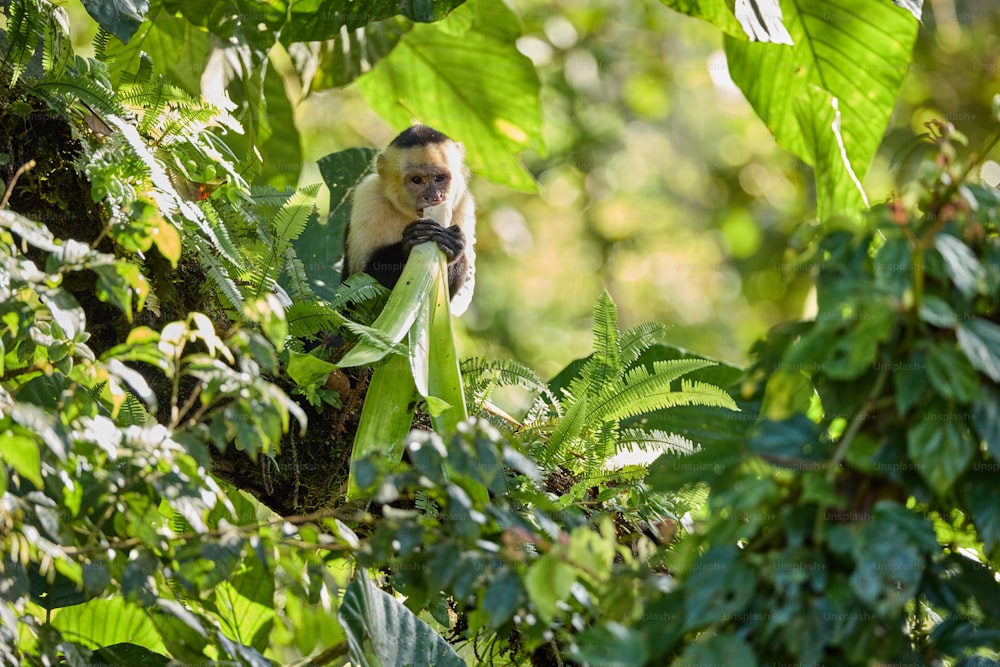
[81,0,149,44]
[927,342,981,403]
[92,644,169,666]
[338,569,464,667]
[571,622,648,667]
[682,547,756,630]
[906,414,976,496]
[674,634,757,667]
[935,233,987,298]
[749,415,825,465]
[482,567,522,629]
[974,384,1000,457]
[957,318,1000,382]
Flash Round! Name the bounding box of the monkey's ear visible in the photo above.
[455,142,466,157]
[376,153,387,174]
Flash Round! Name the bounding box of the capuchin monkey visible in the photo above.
[341,125,476,315]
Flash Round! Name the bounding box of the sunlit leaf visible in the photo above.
[725,0,919,219]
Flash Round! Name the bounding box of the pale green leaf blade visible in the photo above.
[336,243,440,368]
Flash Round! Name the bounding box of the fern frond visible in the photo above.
[341,320,406,357]
[5,0,44,87]
[286,300,346,338]
[583,421,618,478]
[205,262,244,311]
[91,28,111,59]
[539,390,588,465]
[617,428,698,456]
[27,69,124,116]
[195,200,244,266]
[590,290,621,387]
[461,357,558,410]
[284,248,313,301]
[620,322,670,367]
[251,188,317,301]
[329,274,388,309]
[594,377,738,424]
[623,358,716,388]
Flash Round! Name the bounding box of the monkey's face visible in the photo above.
[403,165,452,213]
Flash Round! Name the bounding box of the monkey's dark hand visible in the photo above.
[402,220,465,263]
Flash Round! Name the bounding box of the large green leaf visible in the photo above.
[52,596,166,654]
[338,569,464,667]
[661,0,793,43]
[81,0,149,43]
[358,0,543,190]
[906,414,976,496]
[725,0,919,219]
[102,10,212,94]
[284,0,467,41]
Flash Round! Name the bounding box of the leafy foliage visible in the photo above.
[5,0,1000,665]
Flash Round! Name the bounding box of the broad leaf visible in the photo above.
[957,317,1000,383]
[301,147,378,300]
[725,0,919,219]
[81,0,149,43]
[358,0,543,190]
[906,415,976,496]
[338,569,464,667]
[52,596,166,654]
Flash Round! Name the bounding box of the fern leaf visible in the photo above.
[329,274,389,309]
[539,390,588,465]
[251,188,317,301]
[205,263,244,311]
[593,377,738,423]
[284,247,313,301]
[623,358,716,387]
[341,320,406,357]
[590,291,621,387]
[620,322,670,367]
[286,300,346,338]
[583,421,618,478]
[461,357,557,409]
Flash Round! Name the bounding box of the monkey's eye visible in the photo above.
[434,175,447,183]
[410,176,423,185]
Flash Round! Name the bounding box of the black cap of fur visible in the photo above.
[389,125,450,149]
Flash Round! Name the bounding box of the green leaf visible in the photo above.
[81,0,149,44]
[337,243,439,368]
[102,11,212,94]
[525,553,577,623]
[674,634,757,667]
[347,353,418,499]
[749,415,825,465]
[794,85,867,220]
[957,318,1000,383]
[974,385,1000,459]
[1,435,43,488]
[572,622,649,667]
[927,342,980,403]
[358,0,543,190]
[214,555,275,652]
[287,351,337,387]
[482,568,523,629]
[92,644,169,666]
[907,414,976,496]
[935,233,988,298]
[725,0,919,219]
[658,0,746,39]
[52,596,166,654]
[338,569,464,667]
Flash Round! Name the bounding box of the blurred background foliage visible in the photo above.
[62,0,1000,377]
